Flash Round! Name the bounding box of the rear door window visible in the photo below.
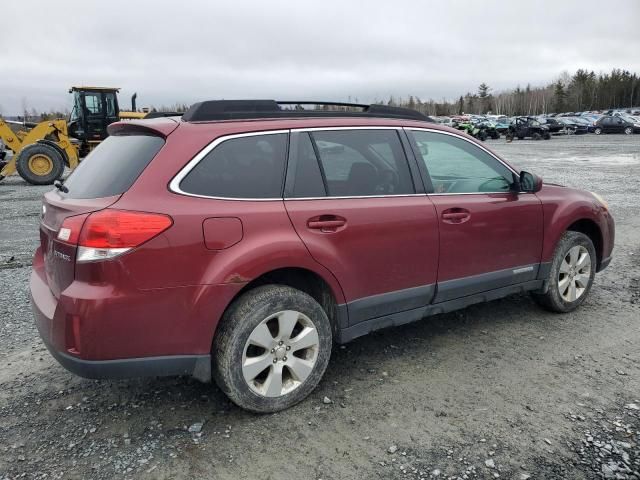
[179,132,288,199]
[308,129,414,197]
[63,134,164,199]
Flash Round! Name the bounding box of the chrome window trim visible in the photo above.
[285,193,426,201]
[291,126,400,132]
[169,130,289,201]
[169,126,529,201]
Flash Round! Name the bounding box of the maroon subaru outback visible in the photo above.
[31,100,614,412]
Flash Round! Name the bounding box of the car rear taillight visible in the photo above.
[57,213,90,244]
[60,209,173,263]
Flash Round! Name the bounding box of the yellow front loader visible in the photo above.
[0,86,151,185]
[0,118,79,185]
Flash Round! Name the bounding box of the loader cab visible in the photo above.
[68,87,120,153]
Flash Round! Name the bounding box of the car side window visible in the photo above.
[287,132,327,198]
[309,129,414,197]
[179,133,288,198]
[409,130,514,194]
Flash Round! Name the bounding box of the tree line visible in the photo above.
[384,68,640,117]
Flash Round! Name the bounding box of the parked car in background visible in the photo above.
[594,115,639,135]
[557,117,589,135]
[537,117,564,134]
[506,117,551,140]
[493,118,512,134]
[30,99,614,412]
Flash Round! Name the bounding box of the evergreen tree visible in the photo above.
[553,81,566,113]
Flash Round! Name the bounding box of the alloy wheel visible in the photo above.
[558,245,591,302]
[242,310,319,397]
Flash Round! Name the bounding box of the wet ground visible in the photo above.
[1,134,639,479]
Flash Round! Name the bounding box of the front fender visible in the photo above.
[537,185,613,264]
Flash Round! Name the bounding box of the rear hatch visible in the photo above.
[39,129,168,298]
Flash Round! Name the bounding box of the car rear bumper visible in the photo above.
[29,248,242,383]
[31,267,212,381]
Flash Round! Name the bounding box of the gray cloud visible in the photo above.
[1,0,639,114]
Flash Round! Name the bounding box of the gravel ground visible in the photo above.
[1,134,639,480]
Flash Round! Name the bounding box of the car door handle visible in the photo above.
[441,208,471,224]
[307,215,347,232]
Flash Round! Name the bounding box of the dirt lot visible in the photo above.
[1,135,639,480]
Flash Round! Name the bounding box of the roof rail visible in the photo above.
[181,100,433,123]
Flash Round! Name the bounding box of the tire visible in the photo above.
[517,134,525,140]
[543,132,551,140]
[594,127,602,135]
[531,231,597,313]
[532,132,542,140]
[478,131,488,141]
[624,127,633,135]
[16,144,65,185]
[491,132,500,139]
[505,132,514,142]
[213,285,333,413]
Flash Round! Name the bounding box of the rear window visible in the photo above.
[178,133,288,199]
[62,134,164,199]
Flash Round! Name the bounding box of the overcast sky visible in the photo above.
[1,0,639,114]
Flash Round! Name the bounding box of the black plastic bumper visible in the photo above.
[40,338,211,383]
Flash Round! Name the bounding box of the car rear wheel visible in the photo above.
[532,132,542,140]
[543,131,551,140]
[624,126,633,135]
[594,127,602,135]
[531,231,596,313]
[212,285,332,413]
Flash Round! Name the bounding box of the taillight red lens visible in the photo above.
[78,209,173,248]
[58,213,90,245]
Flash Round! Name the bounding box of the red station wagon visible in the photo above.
[31,100,615,412]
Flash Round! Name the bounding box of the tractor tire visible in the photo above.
[532,132,542,140]
[16,144,65,185]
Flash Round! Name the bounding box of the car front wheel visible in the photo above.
[532,231,596,313]
[213,285,332,413]
[594,127,602,135]
[624,126,633,135]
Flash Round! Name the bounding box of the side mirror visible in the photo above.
[519,171,543,193]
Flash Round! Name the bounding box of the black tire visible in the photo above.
[531,231,597,313]
[491,132,500,139]
[594,127,602,135]
[478,131,488,141]
[505,132,514,142]
[517,134,525,140]
[624,126,633,135]
[532,132,542,140]
[213,285,333,413]
[543,131,551,140]
[16,144,65,185]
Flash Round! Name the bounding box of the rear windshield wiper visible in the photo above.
[54,180,69,193]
